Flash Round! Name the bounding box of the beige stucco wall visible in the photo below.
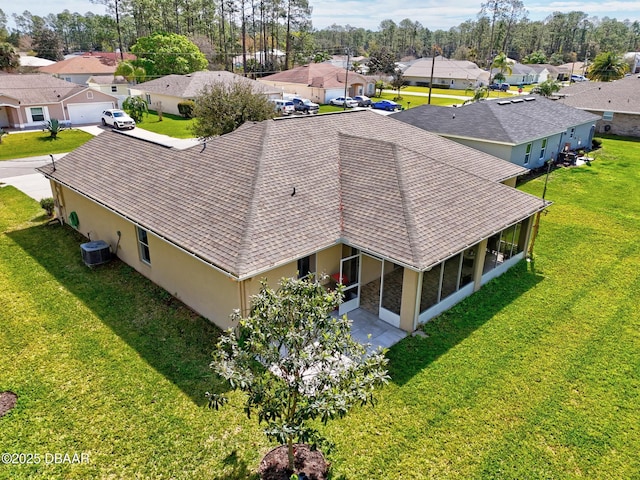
[399,268,419,331]
[595,111,640,138]
[54,185,241,330]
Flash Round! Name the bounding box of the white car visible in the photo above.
[269,99,296,115]
[101,109,136,129]
[329,97,359,108]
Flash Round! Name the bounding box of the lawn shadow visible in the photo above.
[212,450,260,480]
[387,260,544,386]
[7,222,228,406]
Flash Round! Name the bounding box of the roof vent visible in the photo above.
[497,100,511,105]
[511,98,524,103]
[524,97,536,101]
[80,240,111,267]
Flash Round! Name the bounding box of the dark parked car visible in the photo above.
[290,97,319,114]
[489,83,510,91]
[371,99,401,111]
[353,95,372,107]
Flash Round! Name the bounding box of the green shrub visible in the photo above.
[39,197,55,216]
[592,138,603,149]
[178,100,195,118]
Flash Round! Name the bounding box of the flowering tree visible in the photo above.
[208,275,389,471]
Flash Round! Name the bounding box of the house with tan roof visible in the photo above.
[87,75,131,108]
[259,63,376,104]
[129,71,282,115]
[0,73,118,128]
[556,75,640,137]
[392,95,600,168]
[38,110,547,333]
[401,57,490,89]
[39,52,136,85]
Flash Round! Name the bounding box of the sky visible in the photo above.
[2,0,640,32]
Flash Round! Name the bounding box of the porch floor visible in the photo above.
[334,308,407,351]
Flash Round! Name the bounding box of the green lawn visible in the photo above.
[1,136,639,478]
[0,130,94,161]
[136,110,196,138]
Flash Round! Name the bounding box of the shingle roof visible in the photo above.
[0,73,87,104]
[134,71,282,98]
[403,57,489,82]
[557,76,640,114]
[39,52,135,75]
[38,110,545,278]
[260,63,370,88]
[392,95,600,145]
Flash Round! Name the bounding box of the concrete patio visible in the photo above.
[340,308,407,351]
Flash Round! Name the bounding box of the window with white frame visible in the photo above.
[30,107,45,122]
[603,111,614,121]
[145,94,151,104]
[136,226,151,264]
[524,143,532,164]
[297,254,316,279]
[539,138,547,161]
[111,85,118,92]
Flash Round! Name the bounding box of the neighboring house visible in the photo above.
[401,56,490,89]
[38,110,547,333]
[527,64,561,83]
[623,52,640,73]
[556,75,640,137]
[259,63,376,104]
[232,49,285,68]
[556,62,588,81]
[392,95,600,169]
[491,62,537,85]
[0,73,118,128]
[39,52,136,85]
[18,54,55,69]
[87,75,131,108]
[129,71,282,115]
[327,55,369,73]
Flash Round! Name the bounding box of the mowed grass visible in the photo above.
[135,110,196,138]
[1,136,639,478]
[0,130,94,161]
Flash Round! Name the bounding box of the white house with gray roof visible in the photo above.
[38,110,547,333]
[392,95,601,169]
[130,71,282,115]
[402,57,490,89]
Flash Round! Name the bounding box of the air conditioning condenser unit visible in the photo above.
[80,240,111,267]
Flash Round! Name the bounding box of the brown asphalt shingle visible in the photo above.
[39,110,546,278]
[0,73,86,104]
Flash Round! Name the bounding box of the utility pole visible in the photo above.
[343,48,350,110]
[428,45,441,105]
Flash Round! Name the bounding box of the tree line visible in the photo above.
[1,0,639,75]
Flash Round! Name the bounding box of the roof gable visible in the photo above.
[0,73,87,104]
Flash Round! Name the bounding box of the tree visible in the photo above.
[587,51,629,82]
[115,60,146,84]
[43,119,67,139]
[533,79,561,97]
[32,27,63,61]
[389,68,406,100]
[191,81,276,139]
[491,51,512,84]
[0,42,19,71]
[464,85,489,104]
[122,96,148,123]
[367,46,396,75]
[522,50,547,64]
[208,275,389,472]
[130,33,208,77]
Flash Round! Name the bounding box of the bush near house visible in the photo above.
[177,100,195,118]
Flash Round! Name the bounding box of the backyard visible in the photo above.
[0,136,638,479]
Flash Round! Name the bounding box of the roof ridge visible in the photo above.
[235,122,270,273]
[391,144,421,265]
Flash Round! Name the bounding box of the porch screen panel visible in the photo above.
[381,263,403,315]
[440,254,462,300]
[420,264,441,313]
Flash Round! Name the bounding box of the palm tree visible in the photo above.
[533,79,561,97]
[587,52,629,82]
[464,86,489,104]
[491,52,513,85]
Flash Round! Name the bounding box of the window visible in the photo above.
[297,254,316,278]
[136,226,151,264]
[524,143,532,164]
[145,94,151,104]
[603,111,614,121]
[86,91,93,99]
[539,138,547,161]
[570,127,575,138]
[111,85,118,92]
[30,107,45,122]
